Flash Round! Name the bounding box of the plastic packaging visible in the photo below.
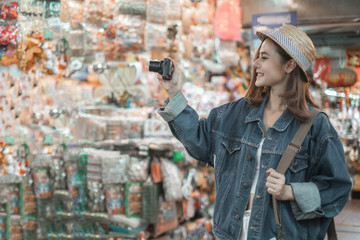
[125,182,143,217]
[118,0,146,16]
[0,25,18,45]
[161,159,183,202]
[145,23,167,49]
[104,184,125,215]
[127,156,149,182]
[102,155,129,184]
[0,2,19,20]
[83,0,104,26]
[147,0,168,24]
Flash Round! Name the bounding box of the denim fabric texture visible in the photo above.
[158,92,352,240]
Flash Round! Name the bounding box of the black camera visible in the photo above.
[149,58,173,80]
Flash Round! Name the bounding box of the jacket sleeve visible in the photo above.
[158,91,217,166]
[289,114,352,221]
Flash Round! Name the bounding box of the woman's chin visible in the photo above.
[255,81,264,88]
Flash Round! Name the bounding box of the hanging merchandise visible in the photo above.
[83,0,104,27]
[44,0,61,19]
[0,46,18,66]
[146,0,168,24]
[313,56,331,84]
[64,148,87,211]
[128,156,149,182]
[325,68,358,88]
[0,25,18,46]
[0,0,247,238]
[8,215,23,240]
[51,151,66,190]
[0,213,5,240]
[167,0,181,20]
[21,216,36,240]
[217,39,240,67]
[104,184,126,216]
[142,179,160,224]
[153,199,178,237]
[20,178,37,218]
[161,158,183,202]
[145,23,167,50]
[118,0,146,16]
[214,0,242,41]
[347,49,360,68]
[104,15,145,61]
[125,182,143,218]
[102,155,129,184]
[0,1,19,20]
[68,0,84,29]
[17,33,44,72]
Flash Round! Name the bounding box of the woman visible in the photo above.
[157,25,352,240]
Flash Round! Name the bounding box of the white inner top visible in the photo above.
[250,138,265,194]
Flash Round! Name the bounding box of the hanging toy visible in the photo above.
[41,41,59,75]
[182,168,197,200]
[0,2,19,20]
[0,25,18,46]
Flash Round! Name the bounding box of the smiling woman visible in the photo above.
[157,24,352,240]
[246,26,320,123]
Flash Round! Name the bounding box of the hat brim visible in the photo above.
[255,30,309,81]
[256,31,268,42]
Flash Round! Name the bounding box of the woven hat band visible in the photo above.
[270,30,311,70]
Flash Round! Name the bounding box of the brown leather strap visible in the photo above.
[327,218,338,240]
[273,108,321,238]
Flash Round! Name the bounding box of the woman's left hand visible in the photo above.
[266,168,294,201]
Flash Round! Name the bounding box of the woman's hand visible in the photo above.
[266,168,295,201]
[156,59,182,100]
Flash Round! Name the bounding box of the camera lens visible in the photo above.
[149,61,163,73]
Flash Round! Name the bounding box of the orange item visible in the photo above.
[151,162,162,183]
[313,56,331,83]
[325,68,357,87]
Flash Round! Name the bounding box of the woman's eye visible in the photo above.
[261,57,267,60]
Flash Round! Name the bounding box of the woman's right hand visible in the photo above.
[156,59,182,100]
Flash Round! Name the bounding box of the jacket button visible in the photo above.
[247,155,252,161]
[243,184,249,189]
[235,214,240,220]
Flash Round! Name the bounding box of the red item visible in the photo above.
[106,24,116,39]
[0,25,18,45]
[214,0,242,41]
[0,2,19,20]
[313,56,331,83]
[325,68,357,88]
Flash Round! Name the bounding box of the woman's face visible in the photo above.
[253,39,288,89]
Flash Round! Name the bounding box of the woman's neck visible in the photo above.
[267,89,286,112]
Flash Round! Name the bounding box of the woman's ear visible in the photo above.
[285,59,297,73]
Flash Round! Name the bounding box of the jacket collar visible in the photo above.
[244,94,295,132]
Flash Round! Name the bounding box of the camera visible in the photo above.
[149,58,173,80]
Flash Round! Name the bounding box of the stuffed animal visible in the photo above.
[17,33,44,72]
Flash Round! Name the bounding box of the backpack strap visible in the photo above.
[273,108,324,240]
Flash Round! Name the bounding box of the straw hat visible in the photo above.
[256,24,316,78]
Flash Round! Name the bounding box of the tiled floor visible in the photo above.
[327,199,360,240]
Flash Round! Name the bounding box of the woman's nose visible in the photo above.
[253,58,260,68]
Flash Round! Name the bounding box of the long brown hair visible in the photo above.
[245,38,320,122]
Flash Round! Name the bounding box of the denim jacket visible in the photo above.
[158,92,352,240]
